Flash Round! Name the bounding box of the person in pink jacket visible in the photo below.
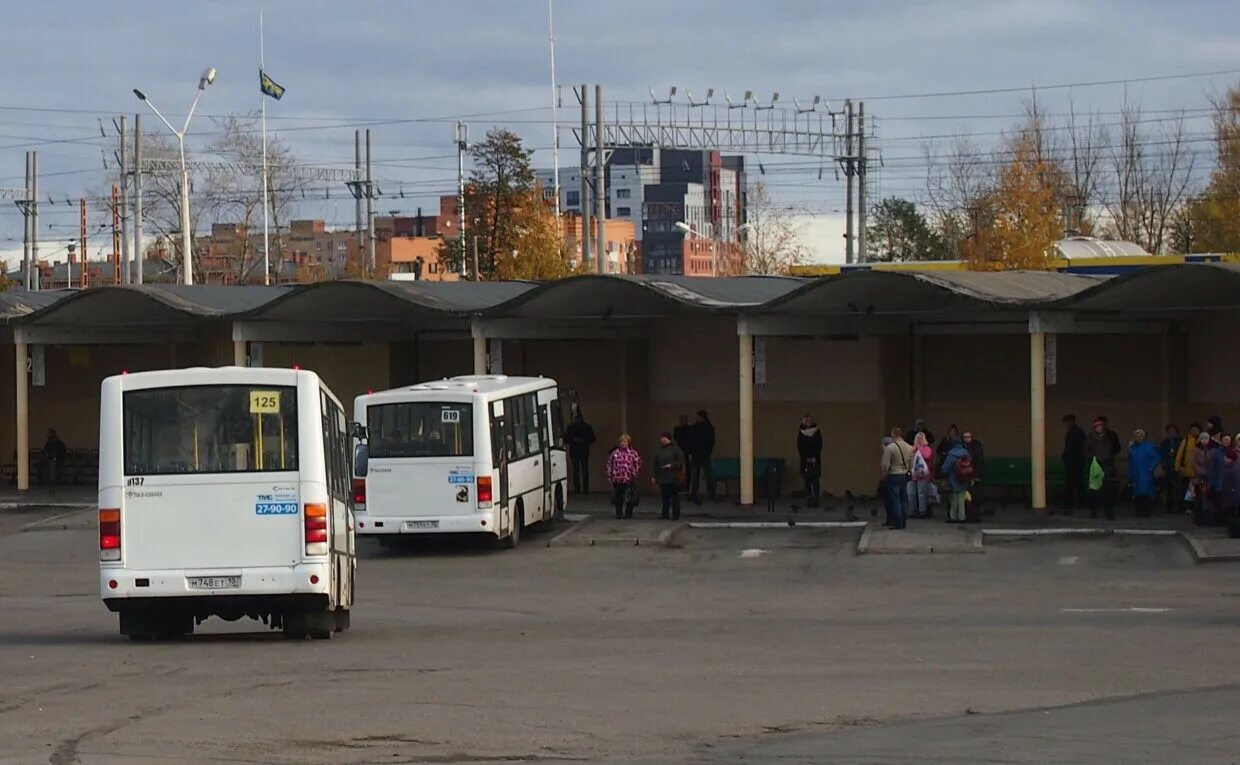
[605,434,643,519]
[907,432,935,519]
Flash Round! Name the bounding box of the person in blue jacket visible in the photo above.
[1127,428,1161,518]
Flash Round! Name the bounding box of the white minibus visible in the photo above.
[353,375,568,548]
[99,367,356,640]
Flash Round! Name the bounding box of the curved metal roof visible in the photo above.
[0,289,72,323]
[241,280,535,322]
[16,285,289,326]
[483,274,807,318]
[1054,238,1151,259]
[765,269,1104,315]
[1055,263,1240,312]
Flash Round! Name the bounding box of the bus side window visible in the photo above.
[549,397,566,450]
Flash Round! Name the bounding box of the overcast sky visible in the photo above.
[2,0,1239,267]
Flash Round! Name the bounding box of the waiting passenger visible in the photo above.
[605,435,642,520]
[1126,428,1160,518]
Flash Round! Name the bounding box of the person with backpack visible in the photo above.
[907,431,934,519]
[940,436,973,523]
[797,415,823,508]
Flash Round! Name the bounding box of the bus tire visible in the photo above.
[281,612,308,640]
[501,504,523,549]
[555,484,565,520]
[334,608,351,633]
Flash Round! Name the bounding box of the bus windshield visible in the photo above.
[123,385,299,475]
[367,402,473,458]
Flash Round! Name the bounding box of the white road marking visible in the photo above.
[1057,556,1079,566]
[1060,607,1173,613]
[739,548,770,559]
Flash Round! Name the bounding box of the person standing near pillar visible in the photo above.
[689,410,715,504]
[1059,414,1087,514]
[940,436,972,523]
[42,429,67,496]
[563,409,596,495]
[1158,424,1183,515]
[1175,423,1203,515]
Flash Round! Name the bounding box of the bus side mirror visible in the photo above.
[353,443,369,478]
[350,422,368,441]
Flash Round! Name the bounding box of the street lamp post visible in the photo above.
[134,67,216,286]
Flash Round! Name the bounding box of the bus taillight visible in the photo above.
[99,508,121,561]
[352,478,366,508]
[304,503,328,556]
[477,476,493,509]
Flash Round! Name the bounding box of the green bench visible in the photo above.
[710,457,787,499]
[981,457,1066,504]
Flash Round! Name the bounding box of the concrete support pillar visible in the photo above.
[233,340,245,367]
[1030,330,1047,513]
[473,336,487,376]
[618,338,628,434]
[15,342,29,492]
[738,325,754,506]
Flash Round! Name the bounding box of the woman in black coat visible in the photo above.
[797,415,824,507]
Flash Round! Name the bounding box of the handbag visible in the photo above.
[623,484,640,507]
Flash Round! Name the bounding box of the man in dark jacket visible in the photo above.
[563,411,596,495]
[962,430,985,519]
[673,413,695,494]
[1085,416,1121,520]
[1060,414,1088,513]
[654,432,686,520]
[689,410,715,504]
[42,429,67,496]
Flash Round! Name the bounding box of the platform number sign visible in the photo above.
[249,390,281,414]
[441,408,461,424]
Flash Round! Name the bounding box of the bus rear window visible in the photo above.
[368,402,473,458]
[123,385,298,475]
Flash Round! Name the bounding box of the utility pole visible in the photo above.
[30,151,39,290]
[132,114,143,285]
[118,116,130,284]
[354,130,363,271]
[21,152,31,289]
[472,236,480,283]
[857,101,867,264]
[547,0,560,224]
[456,121,468,277]
[594,84,606,274]
[80,198,87,289]
[843,99,854,265]
[579,84,591,271]
[365,129,375,277]
[112,186,121,284]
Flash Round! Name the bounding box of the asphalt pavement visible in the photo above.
[1,516,1237,763]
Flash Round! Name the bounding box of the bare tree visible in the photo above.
[923,132,993,258]
[737,182,809,275]
[1064,101,1105,234]
[1102,96,1197,252]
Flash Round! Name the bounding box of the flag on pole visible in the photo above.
[260,70,285,100]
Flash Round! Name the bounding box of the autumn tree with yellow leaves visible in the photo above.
[963,132,1063,270]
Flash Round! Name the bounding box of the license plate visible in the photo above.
[186,576,241,590]
[404,520,439,530]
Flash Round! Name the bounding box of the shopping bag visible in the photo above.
[1087,457,1105,491]
[928,482,941,505]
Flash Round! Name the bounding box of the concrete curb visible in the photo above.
[658,522,689,546]
[546,517,591,547]
[856,524,874,555]
[856,522,982,556]
[22,508,97,532]
[688,521,869,530]
[977,527,1240,565]
[1,501,95,511]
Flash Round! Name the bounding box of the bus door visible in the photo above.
[538,404,552,520]
[490,405,511,534]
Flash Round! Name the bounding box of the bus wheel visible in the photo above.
[307,607,335,640]
[502,504,523,549]
[281,612,308,640]
[334,608,351,633]
[555,485,565,520]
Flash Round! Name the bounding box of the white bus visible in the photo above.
[99,367,356,640]
[353,375,568,548]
